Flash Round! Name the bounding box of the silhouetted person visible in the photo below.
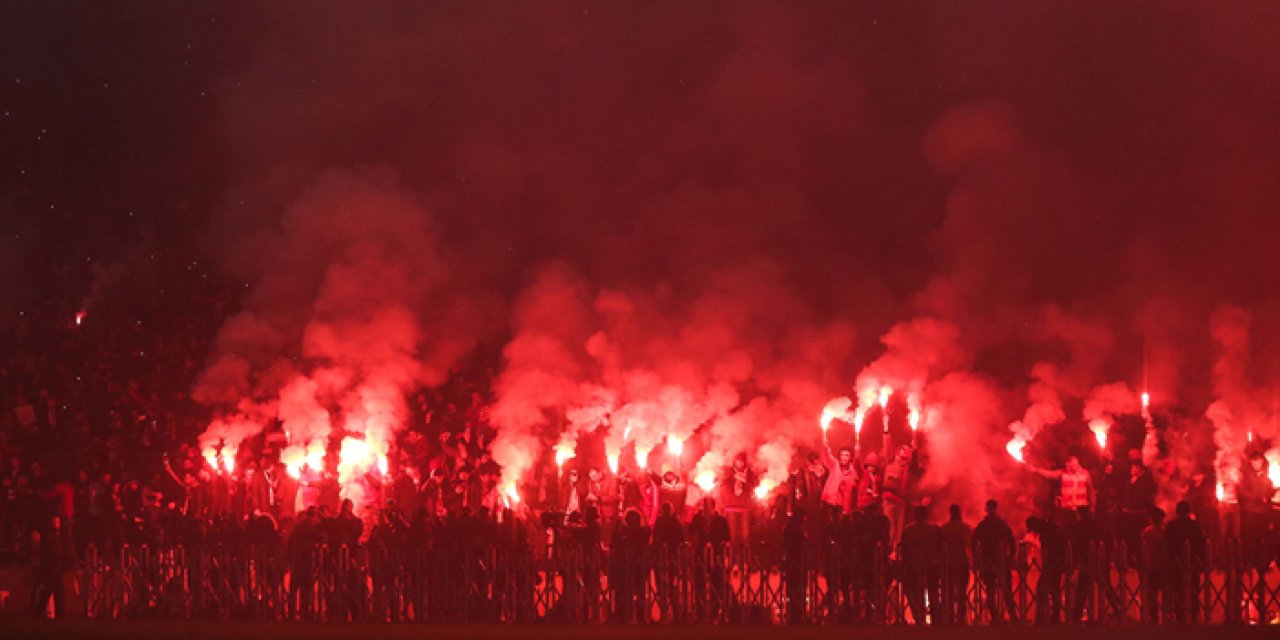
[1138,507,1166,623]
[939,503,971,624]
[1027,515,1067,625]
[688,497,729,621]
[900,505,943,624]
[652,502,685,622]
[1069,506,1105,623]
[610,509,650,623]
[783,507,808,624]
[972,499,1016,623]
[1163,500,1205,624]
[31,515,74,617]
[854,501,891,623]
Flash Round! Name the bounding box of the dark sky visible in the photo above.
[6,2,1280,409]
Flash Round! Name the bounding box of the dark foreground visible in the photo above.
[0,622,1274,640]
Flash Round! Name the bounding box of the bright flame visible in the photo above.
[74,310,86,326]
[554,445,575,469]
[1141,391,1150,410]
[606,452,620,474]
[853,410,865,434]
[754,479,777,502]
[1216,482,1225,502]
[305,441,326,471]
[220,445,237,474]
[504,483,521,504]
[1088,418,1109,450]
[281,446,304,479]
[1267,450,1280,488]
[695,469,717,493]
[1006,437,1026,463]
[203,447,219,471]
[376,453,389,477]
[635,447,651,469]
[907,394,922,432]
[878,386,892,410]
[337,436,383,486]
[819,397,853,432]
[667,434,684,458]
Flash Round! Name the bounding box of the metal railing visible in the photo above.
[73,539,1279,624]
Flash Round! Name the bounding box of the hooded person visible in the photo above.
[721,453,757,546]
[658,464,687,521]
[856,452,884,512]
[882,445,914,547]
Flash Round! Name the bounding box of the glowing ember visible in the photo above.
[695,469,717,492]
[666,434,683,458]
[635,447,650,469]
[1088,418,1109,450]
[1006,437,1026,463]
[606,451,620,474]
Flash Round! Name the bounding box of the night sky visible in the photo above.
[5,3,1280,434]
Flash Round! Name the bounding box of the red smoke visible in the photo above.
[179,3,1280,518]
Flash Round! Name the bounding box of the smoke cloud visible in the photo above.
[172,2,1280,515]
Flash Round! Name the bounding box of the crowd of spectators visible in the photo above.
[0,244,1276,623]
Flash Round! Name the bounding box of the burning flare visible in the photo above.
[754,478,777,502]
[554,441,576,470]
[694,469,717,493]
[666,434,684,458]
[1006,437,1026,463]
[819,397,853,432]
[1088,418,1109,450]
[220,445,237,474]
[907,393,922,432]
[635,447,651,469]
